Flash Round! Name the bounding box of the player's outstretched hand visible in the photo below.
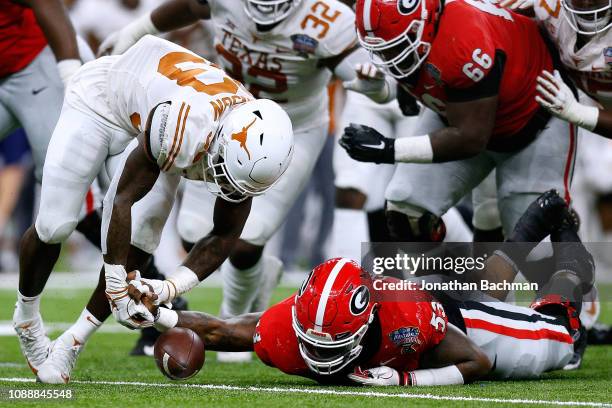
[343,63,390,102]
[348,366,402,386]
[536,71,580,123]
[97,15,159,56]
[340,124,395,164]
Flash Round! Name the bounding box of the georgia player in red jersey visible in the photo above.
[339,0,577,244]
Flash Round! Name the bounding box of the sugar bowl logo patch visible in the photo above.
[291,34,319,56]
[389,327,420,354]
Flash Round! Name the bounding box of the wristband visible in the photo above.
[154,307,178,331]
[572,104,599,132]
[405,365,464,386]
[394,135,434,163]
[57,59,82,87]
[166,266,200,301]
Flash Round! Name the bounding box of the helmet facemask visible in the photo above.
[243,0,302,25]
[562,0,611,35]
[291,305,375,375]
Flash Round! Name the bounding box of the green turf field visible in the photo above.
[0,286,610,407]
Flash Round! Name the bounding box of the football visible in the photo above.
[154,327,205,380]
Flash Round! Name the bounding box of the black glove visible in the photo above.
[397,86,420,116]
[339,123,395,164]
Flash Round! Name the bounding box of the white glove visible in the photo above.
[348,366,402,386]
[536,70,599,131]
[57,59,82,88]
[97,14,159,56]
[498,0,534,10]
[132,277,175,307]
[342,63,390,103]
[104,264,154,329]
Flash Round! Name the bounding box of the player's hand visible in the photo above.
[348,366,402,386]
[535,70,577,118]
[498,0,534,10]
[104,264,154,329]
[340,123,395,164]
[97,14,159,56]
[343,63,390,102]
[132,278,175,307]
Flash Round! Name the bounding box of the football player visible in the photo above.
[340,0,577,245]
[97,0,397,362]
[21,35,294,384]
[502,0,611,136]
[133,190,592,384]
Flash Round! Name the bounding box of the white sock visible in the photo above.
[220,258,263,318]
[66,309,102,343]
[327,208,369,263]
[14,292,42,321]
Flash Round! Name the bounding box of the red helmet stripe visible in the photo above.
[363,0,373,33]
[314,258,350,331]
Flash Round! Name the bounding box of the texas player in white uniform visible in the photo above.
[512,0,612,135]
[18,35,294,383]
[98,0,395,353]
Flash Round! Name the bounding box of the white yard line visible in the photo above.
[0,377,610,407]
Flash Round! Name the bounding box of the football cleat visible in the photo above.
[510,189,567,242]
[36,332,84,384]
[13,313,51,374]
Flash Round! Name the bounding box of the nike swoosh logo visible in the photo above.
[86,316,101,327]
[363,141,385,150]
[32,87,47,95]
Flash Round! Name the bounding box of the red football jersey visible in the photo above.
[0,1,47,78]
[404,0,553,138]
[253,287,448,380]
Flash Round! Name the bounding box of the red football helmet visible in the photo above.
[292,258,377,375]
[355,0,442,78]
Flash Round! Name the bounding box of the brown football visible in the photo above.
[154,327,205,380]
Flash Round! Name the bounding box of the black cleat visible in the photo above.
[510,190,568,242]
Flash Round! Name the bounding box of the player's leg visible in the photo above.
[13,104,114,375]
[472,170,504,242]
[38,143,181,383]
[384,108,494,242]
[330,92,396,261]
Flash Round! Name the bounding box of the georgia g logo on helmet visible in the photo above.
[398,0,421,15]
[349,285,370,316]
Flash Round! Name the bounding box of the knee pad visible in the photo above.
[35,217,77,244]
[472,197,502,231]
[385,210,446,242]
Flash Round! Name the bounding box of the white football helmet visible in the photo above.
[243,0,302,25]
[562,0,611,35]
[206,99,294,203]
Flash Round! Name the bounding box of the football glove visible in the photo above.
[498,0,534,10]
[98,14,159,56]
[105,264,154,329]
[536,70,598,131]
[348,366,404,386]
[132,277,175,308]
[340,124,395,164]
[343,63,390,103]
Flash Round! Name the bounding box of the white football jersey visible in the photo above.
[534,0,612,108]
[207,0,357,129]
[105,35,253,177]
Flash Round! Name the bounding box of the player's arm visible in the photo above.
[103,133,160,268]
[98,0,210,55]
[348,324,492,386]
[340,52,503,164]
[15,0,82,85]
[536,70,612,137]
